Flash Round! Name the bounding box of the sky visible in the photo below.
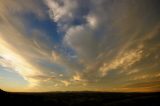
[0,0,160,92]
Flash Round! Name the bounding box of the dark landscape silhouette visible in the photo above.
[0,89,160,106]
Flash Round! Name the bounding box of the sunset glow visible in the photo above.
[0,0,160,92]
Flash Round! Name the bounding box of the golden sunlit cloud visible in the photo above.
[0,34,46,89]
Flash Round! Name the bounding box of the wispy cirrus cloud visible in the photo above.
[0,0,56,91]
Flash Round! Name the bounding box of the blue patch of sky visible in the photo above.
[22,13,62,44]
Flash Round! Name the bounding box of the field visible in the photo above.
[0,89,160,106]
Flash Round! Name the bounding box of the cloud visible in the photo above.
[86,14,98,29]
[0,37,47,87]
[0,0,160,92]
[123,80,160,92]
[0,0,56,91]
[129,72,160,81]
[99,46,143,76]
[61,80,70,87]
[45,0,77,22]
[126,69,139,75]
[73,73,82,81]
[52,51,59,62]
[45,0,160,92]
[28,75,55,82]
[45,0,79,31]
[0,0,46,19]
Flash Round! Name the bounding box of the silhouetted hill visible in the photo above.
[0,90,160,106]
[0,89,5,94]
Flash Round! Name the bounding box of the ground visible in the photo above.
[0,89,160,106]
